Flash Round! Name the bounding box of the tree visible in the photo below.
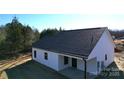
[33,29,40,42]
[40,28,60,38]
[5,17,23,53]
[0,26,6,51]
[0,17,62,55]
[0,26,6,45]
[59,27,64,32]
[22,25,34,50]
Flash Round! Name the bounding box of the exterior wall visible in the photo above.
[32,48,86,71]
[58,55,72,70]
[58,55,97,75]
[58,55,98,75]
[32,48,59,71]
[58,55,85,71]
[88,31,114,73]
[32,48,97,74]
[87,58,97,75]
[77,59,84,71]
[77,58,97,75]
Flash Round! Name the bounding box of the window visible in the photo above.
[101,61,105,70]
[34,50,36,58]
[64,56,68,65]
[105,54,107,61]
[97,61,100,72]
[44,52,48,60]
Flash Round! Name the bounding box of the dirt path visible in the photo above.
[0,53,32,79]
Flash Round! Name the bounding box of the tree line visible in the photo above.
[0,17,63,55]
[110,29,124,39]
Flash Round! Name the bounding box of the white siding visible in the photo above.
[77,59,84,71]
[32,48,59,71]
[88,31,114,72]
[32,48,98,74]
[58,55,85,71]
[87,58,97,75]
[58,55,71,70]
[77,58,97,75]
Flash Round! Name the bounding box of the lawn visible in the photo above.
[4,60,68,79]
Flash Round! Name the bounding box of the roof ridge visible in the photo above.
[62,27,108,32]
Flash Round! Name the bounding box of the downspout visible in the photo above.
[83,58,87,79]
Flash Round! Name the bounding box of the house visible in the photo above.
[32,27,115,77]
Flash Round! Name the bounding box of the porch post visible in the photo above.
[83,58,87,79]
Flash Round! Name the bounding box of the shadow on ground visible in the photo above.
[96,62,124,79]
[5,60,68,79]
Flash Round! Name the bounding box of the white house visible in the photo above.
[32,27,115,77]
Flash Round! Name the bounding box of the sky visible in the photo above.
[0,14,124,32]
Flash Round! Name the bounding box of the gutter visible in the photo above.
[83,58,87,79]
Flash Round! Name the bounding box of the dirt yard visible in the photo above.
[0,53,32,79]
[115,52,124,71]
[4,60,67,79]
[114,39,124,71]
[0,53,67,79]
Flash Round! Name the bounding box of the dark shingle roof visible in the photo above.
[33,27,107,58]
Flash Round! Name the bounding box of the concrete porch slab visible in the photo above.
[59,67,97,79]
